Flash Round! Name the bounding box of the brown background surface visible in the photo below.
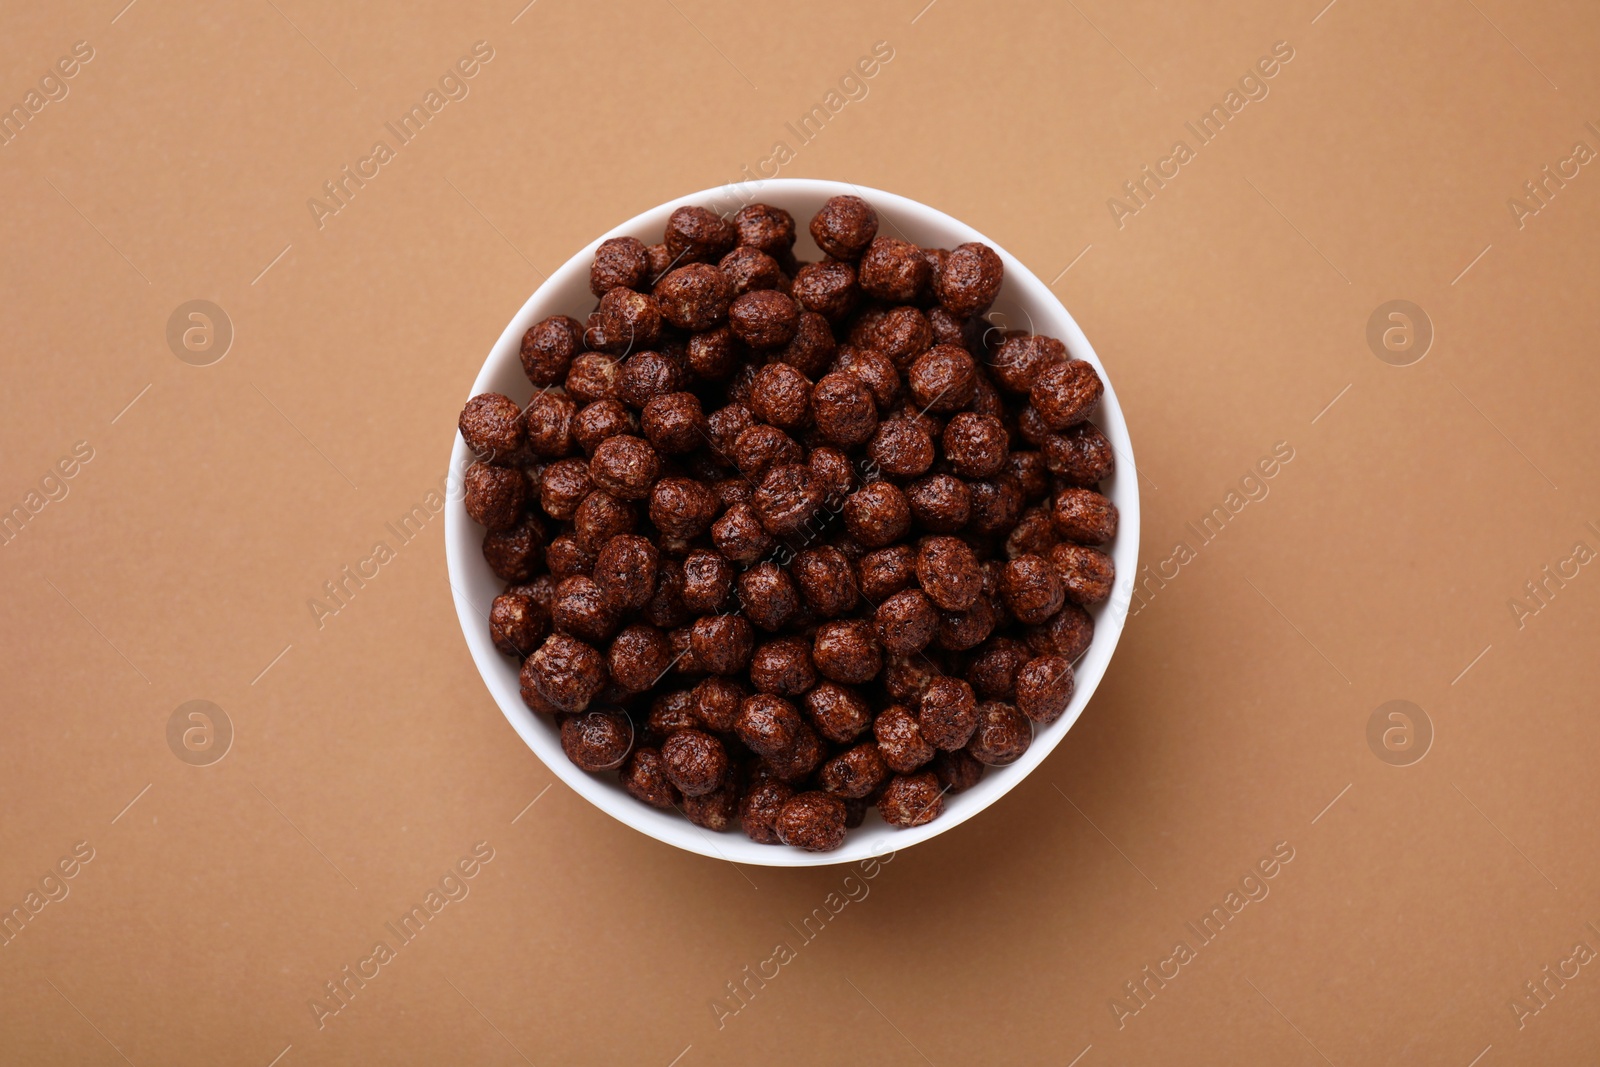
[3,0,1598,1063]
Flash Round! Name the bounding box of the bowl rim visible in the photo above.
[444,177,1141,867]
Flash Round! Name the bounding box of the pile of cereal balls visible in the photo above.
[458,195,1117,852]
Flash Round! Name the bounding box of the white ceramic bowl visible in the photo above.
[446,179,1140,867]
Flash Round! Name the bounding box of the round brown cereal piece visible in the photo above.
[525,634,607,713]
[691,675,747,732]
[690,614,754,675]
[1016,655,1076,724]
[661,729,729,797]
[926,304,966,347]
[572,490,637,552]
[729,289,800,350]
[812,372,879,447]
[589,435,660,501]
[883,657,938,705]
[688,326,743,381]
[810,195,878,260]
[752,464,824,538]
[778,310,838,377]
[918,676,979,751]
[835,345,901,409]
[733,424,803,481]
[792,546,859,617]
[750,362,813,430]
[904,473,971,533]
[545,535,595,581]
[740,778,795,843]
[565,352,622,405]
[640,392,705,455]
[1006,507,1059,559]
[597,287,662,354]
[737,562,800,632]
[874,705,934,773]
[966,636,1030,699]
[560,708,634,771]
[766,724,825,783]
[489,592,548,657]
[592,534,658,612]
[523,392,577,458]
[908,344,978,414]
[858,236,930,302]
[866,417,935,479]
[683,777,743,831]
[748,636,817,696]
[482,516,545,583]
[1030,359,1104,430]
[935,241,1003,316]
[1000,553,1065,625]
[711,502,774,565]
[552,576,620,644]
[990,333,1066,394]
[649,477,718,539]
[665,205,737,263]
[875,588,937,656]
[933,748,985,792]
[736,693,803,759]
[591,236,651,296]
[646,688,698,741]
[653,263,732,330]
[1052,487,1118,544]
[802,683,869,744]
[616,350,683,410]
[842,481,912,548]
[1027,602,1095,661]
[936,595,998,651]
[464,462,527,531]
[520,315,585,386]
[859,306,933,368]
[858,543,917,601]
[917,536,982,611]
[1008,450,1052,502]
[718,245,784,295]
[1050,543,1116,605]
[820,742,889,799]
[809,446,856,503]
[812,619,883,685]
[968,474,1026,536]
[791,260,859,322]
[967,701,1032,765]
[606,624,673,693]
[458,392,525,459]
[620,747,680,808]
[943,412,1009,478]
[539,459,592,522]
[680,549,733,614]
[877,771,944,828]
[1044,422,1115,486]
[734,203,797,257]
[573,399,638,455]
[776,791,848,851]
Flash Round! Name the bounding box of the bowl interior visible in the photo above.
[445,178,1140,867]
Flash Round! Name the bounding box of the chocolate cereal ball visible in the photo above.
[520,315,586,387]
[590,236,651,296]
[873,705,934,773]
[1050,543,1115,605]
[1044,422,1115,486]
[464,462,527,531]
[752,464,824,538]
[749,636,817,696]
[750,362,813,430]
[692,675,747,732]
[640,392,705,455]
[683,779,743,831]
[776,791,848,851]
[679,549,733,614]
[917,536,982,611]
[867,417,935,479]
[552,576,620,644]
[968,701,1032,765]
[835,345,901,409]
[933,748,986,793]
[857,544,917,601]
[843,481,912,548]
[691,614,754,675]
[525,634,607,713]
[661,729,729,796]
[935,241,1003,316]
[812,372,879,447]
[598,286,662,353]
[482,516,545,583]
[858,236,931,303]
[943,413,1009,478]
[459,392,525,459]
[729,290,801,349]
[737,562,800,632]
[1016,654,1076,725]
[565,352,622,405]
[819,742,889,799]
[572,491,637,552]
[665,205,737,263]
[740,778,795,843]
[966,636,1030,699]
[734,203,797,257]
[908,345,978,414]
[573,399,637,455]
[607,624,673,692]
[878,771,944,828]
[589,435,660,501]
[990,333,1066,394]
[524,392,577,458]
[905,473,971,533]
[560,709,633,771]
[810,195,878,260]
[733,423,803,480]
[779,311,838,377]
[736,693,803,759]
[1028,602,1095,661]
[489,592,548,657]
[621,747,679,808]
[649,477,718,539]
[875,589,937,656]
[813,619,883,685]
[918,677,979,751]
[712,502,774,564]
[1001,554,1065,625]
[792,546,859,617]
[593,534,658,613]
[791,261,859,322]
[1051,487,1119,545]
[856,306,932,368]
[1030,359,1104,430]
[654,263,732,330]
[719,246,785,296]
[804,682,872,744]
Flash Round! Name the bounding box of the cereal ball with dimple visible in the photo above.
[638,392,705,455]
[572,490,636,552]
[552,575,620,644]
[740,778,794,843]
[859,236,930,302]
[765,724,823,784]
[875,588,937,656]
[750,363,812,430]
[588,435,659,501]
[525,633,607,713]
[1027,602,1095,661]
[878,772,944,828]
[1006,507,1058,561]
[644,242,674,281]
[737,562,799,632]
[665,205,737,263]
[876,710,934,777]
[749,636,817,695]
[905,474,970,533]
[545,535,595,581]
[918,676,979,751]
[692,675,747,732]
[1050,543,1115,605]
[1044,422,1115,486]
[464,462,527,531]
[1031,359,1104,430]
[598,287,662,353]
[489,592,547,656]
[718,246,784,296]
[690,614,753,675]
[736,693,803,758]
[791,261,859,322]
[591,236,651,296]
[733,203,796,257]
[483,516,545,582]
[1016,655,1076,724]
[1008,451,1052,502]
[1001,554,1065,625]
[688,326,742,381]
[968,701,1032,765]
[679,549,732,614]
[936,595,998,651]
[661,729,728,797]
[733,424,803,481]
[712,502,774,565]
[835,345,901,409]
[799,684,866,746]
[775,791,847,852]
[459,392,525,459]
[617,350,684,410]
[855,306,935,367]
[808,446,856,502]
[561,709,634,771]
[752,464,824,538]
[654,263,732,330]
[858,544,917,601]
[969,474,1026,536]
[990,333,1067,394]
[520,315,585,386]
[791,546,859,618]
[642,562,688,630]
[966,636,1030,699]
[812,372,878,447]
[810,195,878,260]
[820,742,888,799]
[935,241,1003,316]
[620,747,679,808]
[835,481,906,549]
[573,399,637,455]
[523,393,576,458]
[917,536,982,611]
[943,413,1009,478]
[883,657,938,705]
[778,311,838,377]
[647,689,698,741]
[867,417,935,479]
[934,749,985,792]
[729,290,800,349]
[1052,487,1118,544]
[565,352,622,405]
[683,778,742,831]
[608,624,673,692]
[908,345,978,414]
[812,619,883,685]
[649,477,718,539]
[591,534,658,612]
[925,304,965,346]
